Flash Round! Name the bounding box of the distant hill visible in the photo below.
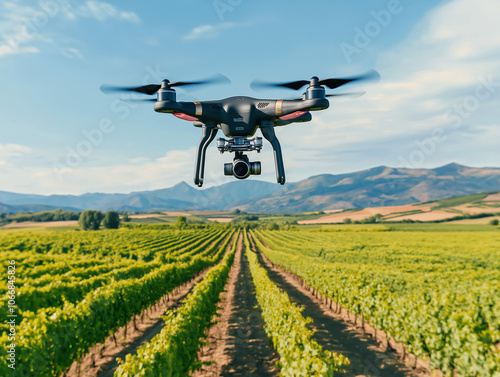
[239,163,500,212]
[0,180,281,213]
[1,163,499,213]
[0,202,80,214]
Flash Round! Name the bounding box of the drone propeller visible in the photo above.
[100,73,231,96]
[290,91,365,101]
[118,98,157,102]
[291,91,366,100]
[326,91,365,98]
[251,70,380,91]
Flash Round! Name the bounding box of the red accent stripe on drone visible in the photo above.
[172,113,198,121]
[279,111,307,120]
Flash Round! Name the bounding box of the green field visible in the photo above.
[252,228,500,376]
[0,223,498,376]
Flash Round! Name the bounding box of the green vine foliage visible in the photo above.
[245,231,349,376]
[252,229,500,377]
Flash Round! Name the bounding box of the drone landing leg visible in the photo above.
[194,124,218,187]
[261,126,285,185]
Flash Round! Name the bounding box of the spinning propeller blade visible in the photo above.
[168,73,231,88]
[100,84,160,95]
[326,91,365,98]
[251,70,379,91]
[251,79,310,91]
[319,70,380,90]
[100,73,231,96]
[118,98,157,102]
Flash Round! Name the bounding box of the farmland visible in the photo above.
[252,229,500,376]
[0,223,499,376]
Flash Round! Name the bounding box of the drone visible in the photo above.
[101,71,379,187]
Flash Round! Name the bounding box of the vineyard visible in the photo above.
[0,225,499,376]
[251,229,500,376]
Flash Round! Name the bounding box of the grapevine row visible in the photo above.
[252,230,500,377]
[114,230,240,376]
[0,230,236,377]
[244,231,349,376]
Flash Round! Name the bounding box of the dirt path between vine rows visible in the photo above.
[248,233,432,377]
[193,234,279,377]
[64,232,236,377]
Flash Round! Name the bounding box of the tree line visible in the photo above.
[6,209,80,223]
[0,209,127,231]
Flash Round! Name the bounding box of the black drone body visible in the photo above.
[101,71,378,187]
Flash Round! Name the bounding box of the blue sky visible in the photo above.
[0,0,499,194]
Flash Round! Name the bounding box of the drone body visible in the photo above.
[154,81,330,186]
[101,72,378,187]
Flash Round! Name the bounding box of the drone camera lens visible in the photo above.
[233,160,250,179]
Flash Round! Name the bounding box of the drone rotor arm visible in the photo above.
[154,100,200,116]
[278,98,329,116]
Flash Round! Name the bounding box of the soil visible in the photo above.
[162,211,192,216]
[247,233,433,377]
[63,233,237,377]
[452,205,500,214]
[128,214,168,219]
[482,193,500,202]
[299,204,435,224]
[207,217,234,223]
[63,269,208,377]
[62,228,440,377]
[388,210,459,222]
[3,220,78,228]
[193,234,279,377]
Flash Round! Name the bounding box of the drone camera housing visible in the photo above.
[224,155,261,179]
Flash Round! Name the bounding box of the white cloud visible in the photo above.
[0,143,32,166]
[44,149,195,194]
[62,47,83,59]
[0,2,50,57]
[119,10,140,23]
[0,1,139,58]
[183,22,237,41]
[280,0,500,175]
[1,143,267,194]
[0,36,39,56]
[76,1,140,23]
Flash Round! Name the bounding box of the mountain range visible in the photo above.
[1,163,500,213]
